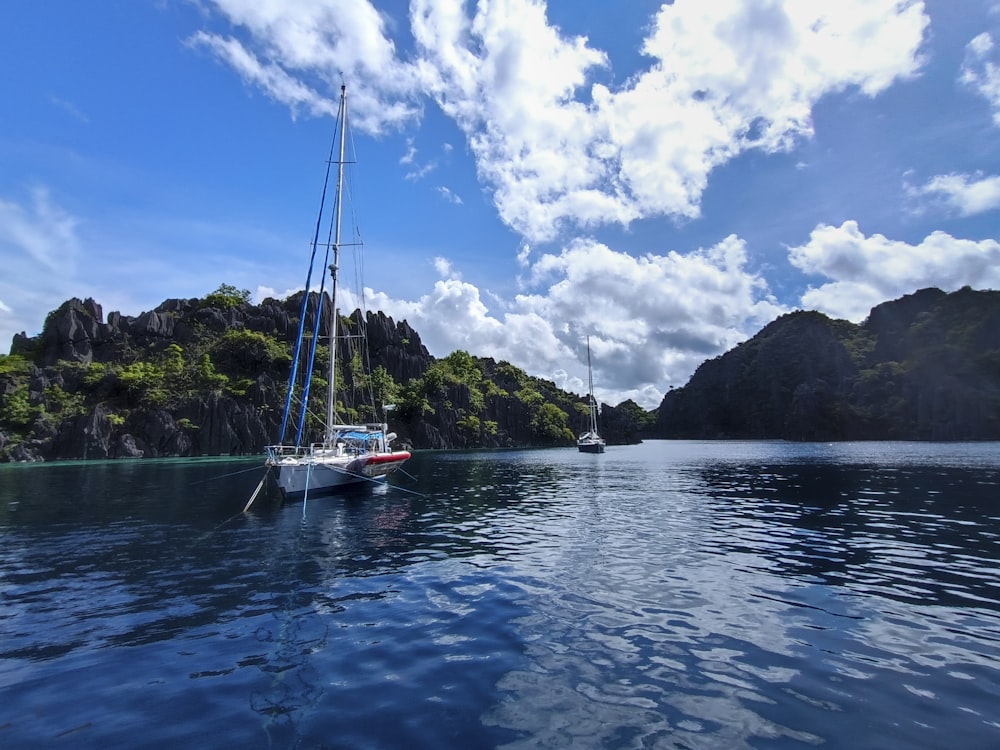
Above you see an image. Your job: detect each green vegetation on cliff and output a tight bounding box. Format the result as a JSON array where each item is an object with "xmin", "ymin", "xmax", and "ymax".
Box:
[
  {"xmin": 0, "ymin": 287, "xmax": 606, "ymax": 461},
  {"xmin": 4, "ymin": 285, "xmax": 998, "ymax": 462},
  {"xmin": 654, "ymin": 287, "xmax": 1000, "ymax": 440}
]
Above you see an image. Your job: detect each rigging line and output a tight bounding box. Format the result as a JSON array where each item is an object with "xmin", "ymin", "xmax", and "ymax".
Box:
[
  {"xmin": 279, "ymin": 268, "xmax": 314, "ymax": 443},
  {"xmin": 295, "ymin": 282, "xmax": 329, "ymax": 446},
  {"xmin": 394, "ymin": 467, "xmax": 419, "ymax": 483},
  {"xmin": 192, "ymin": 468, "xmax": 271, "ymax": 537},
  {"xmin": 278, "ymin": 101, "xmax": 344, "ymax": 444},
  {"xmin": 321, "ymin": 465, "xmax": 427, "ymax": 497},
  {"xmin": 242, "ymin": 469, "xmax": 270, "ymax": 513},
  {"xmin": 296, "ymin": 400, "xmax": 326, "ymax": 429},
  {"xmin": 341, "ymin": 136, "xmax": 378, "ymax": 423},
  {"xmin": 340, "ymin": 123, "xmax": 367, "ymax": 331},
  {"xmin": 345, "ymin": 179, "xmax": 366, "ymax": 319},
  {"xmin": 383, "ymin": 482, "xmax": 426, "ymax": 498},
  {"xmin": 329, "ymin": 114, "xmax": 376, "ymax": 424},
  {"xmin": 187, "ymin": 464, "xmax": 267, "ymax": 485},
  {"xmin": 293, "ymin": 293, "xmax": 320, "ymax": 447},
  {"xmin": 315, "ymin": 138, "xmax": 343, "ymax": 432}
]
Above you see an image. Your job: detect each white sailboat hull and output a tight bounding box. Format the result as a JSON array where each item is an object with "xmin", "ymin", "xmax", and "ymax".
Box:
[{"xmin": 269, "ymin": 448, "xmax": 411, "ymax": 500}]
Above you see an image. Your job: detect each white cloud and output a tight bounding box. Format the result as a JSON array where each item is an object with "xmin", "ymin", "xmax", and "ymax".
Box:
[
  {"xmin": 788, "ymin": 221, "xmax": 1000, "ymax": 321},
  {"xmin": 433, "ymin": 256, "xmax": 458, "ymax": 278},
  {"xmin": 399, "ymin": 139, "xmax": 417, "ymax": 165},
  {"xmin": 410, "ymin": 0, "xmax": 613, "ymax": 240},
  {"xmin": 961, "ymin": 32, "xmax": 1000, "ymax": 125},
  {"xmin": 516, "ymin": 243, "xmax": 532, "ymax": 269},
  {"xmin": 404, "ymin": 162, "xmax": 436, "ymax": 181},
  {"xmin": 911, "ymin": 172, "xmax": 1000, "ymax": 216},
  {"xmin": 400, "ymin": 138, "xmax": 438, "ymax": 180},
  {"xmin": 187, "ymin": 31, "xmax": 338, "ymax": 121},
  {"xmin": 584, "ymin": 0, "xmax": 928, "ymax": 229},
  {"xmin": 188, "ymin": 0, "xmax": 422, "ymax": 132},
  {"xmin": 368, "ymin": 235, "xmax": 786, "ymax": 407},
  {"xmin": 414, "ymin": 0, "xmax": 928, "ymax": 240},
  {"xmin": 195, "ymin": 0, "xmax": 929, "ymax": 242}
]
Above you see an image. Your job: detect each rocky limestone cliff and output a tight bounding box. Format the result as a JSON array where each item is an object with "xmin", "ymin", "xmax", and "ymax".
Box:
[
  {"xmin": 2, "ymin": 292, "xmax": 635, "ymax": 462},
  {"xmin": 6, "ymin": 286, "xmax": 997, "ymax": 462},
  {"xmin": 654, "ymin": 287, "xmax": 1000, "ymax": 440},
  {"xmin": 3, "ymin": 294, "xmax": 436, "ymax": 461}
]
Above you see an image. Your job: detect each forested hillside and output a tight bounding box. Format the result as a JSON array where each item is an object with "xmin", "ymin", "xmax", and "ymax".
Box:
[
  {"xmin": 0, "ymin": 287, "xmax": 650, "ymax": 462},
  {"xmin": 3, "ymin": 285, "xmax": 998, "ymax": 462},
  {"xmin": 653, "ymin": 287, "xmax": 1000, "ymax": 440}
]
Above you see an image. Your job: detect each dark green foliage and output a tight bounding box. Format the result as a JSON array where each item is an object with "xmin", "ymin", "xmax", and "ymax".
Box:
[
  {"xmin": 531, "ymin": 402, "xmax": 574, "ymax": 443},
  {"xmin": 388, "ymin": 353, "xmax": 591, "ymax": 448},
  {"xmin": 118, "ymin": 360, "xmax": 170, "ymax": 405},
  {"xmin": 0, "ymin": 354, "xmax": 32, "ymax": 377},
  {"xmin": 213, "ymin": 329, "xmax": 290, "ymax": 374},
  {"xmin": 655, "ymin": 287, "xmax": 1000, "ymax": 441},
  {"xmin": 395, "ymin": 378, "xmax": 434, "ymax": 419},
  {"xmin": 0, "ymin": 382, "xmax": 34, "ymax": 429},
  {"xmin": 9, "ymin": 286, "xmax": 994, "ymax": 462},
  {"xmin": 370, "ymin": 366, "xmax": 399, "ymax": 410},
  {"xmin": 601, "ymin": 399, "xmax": 655, "ymax": 444},
  {"xmin": 203, "ymin": 284, "xmax": 251, "ymax": 310},
  {"xmin": 0, "ymin": 312, "xmax": 594, "ymax": 458}
]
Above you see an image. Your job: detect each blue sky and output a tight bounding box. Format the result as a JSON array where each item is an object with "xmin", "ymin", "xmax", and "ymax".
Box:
[{"xmin": 3, "ymin": 0, "xmax": 1000, "ymax": 409}]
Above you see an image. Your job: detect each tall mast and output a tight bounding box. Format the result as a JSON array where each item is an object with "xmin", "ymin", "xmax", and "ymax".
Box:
[
  {"xmin": 587, "ymin": 336, "xmax": 597, "ymax": 432},
  {"xmin": 326, "ymin": 84, "xmax": 347, "ymax": 443}
]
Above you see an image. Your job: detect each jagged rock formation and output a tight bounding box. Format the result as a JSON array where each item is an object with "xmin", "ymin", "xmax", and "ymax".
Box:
[
  {"xmin": 5, "ymin": 286, "xmax": 997, "ymax": 462},
  {"xmin": 1, "ymin": 293, "xmax": 633, "ymax": 461},
  {"xmin": 2, "ymin": 295, "xmax": 435, "ymax": 461},
  {"xmin": 653, "ymin": 287, "xmax": 1000, "ymax": 440}
]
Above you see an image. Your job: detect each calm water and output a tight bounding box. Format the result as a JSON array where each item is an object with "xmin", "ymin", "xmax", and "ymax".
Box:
[{"xmin": 1, "ymin": 441, "xmax": 999, "ymax": 749}]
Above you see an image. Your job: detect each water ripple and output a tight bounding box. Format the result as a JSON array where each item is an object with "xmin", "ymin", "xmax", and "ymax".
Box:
[{"xmin": 2, "ymin": 444, "xmax": 1000, "ymax": 748}]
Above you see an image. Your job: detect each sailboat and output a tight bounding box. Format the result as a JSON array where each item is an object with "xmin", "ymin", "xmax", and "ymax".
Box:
[
  {"xmin": 577, "ymin": 336, "xmax": 606, "ymax": 453},
  {"xmin": 264, "ymin": 85, "xmax": 411, "ymax": 500}
]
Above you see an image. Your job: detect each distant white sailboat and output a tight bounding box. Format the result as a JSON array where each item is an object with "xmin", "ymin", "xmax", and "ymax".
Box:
[
  {"xmin": 264, "ymin": 85, "xmax": 410, "ymax": 500},
  {"xmin": 577, "ymin": 336, "xmax": 606, "ymax": 454}
]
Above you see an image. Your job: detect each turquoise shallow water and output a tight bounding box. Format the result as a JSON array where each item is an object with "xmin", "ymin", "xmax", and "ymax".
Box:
[{"xmin": 1, "ymin": 441, "xmax": 999, "ymax": 749}]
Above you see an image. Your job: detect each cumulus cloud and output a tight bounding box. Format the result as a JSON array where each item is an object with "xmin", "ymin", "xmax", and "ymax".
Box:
[
  {"xmin": 194, "ymin": 0, "xmax": 929, "ymax": 241},
  {"xmin": 14, "ymin": 0, "xmax": 944, "ymax": 409},
  {"xmin": 367, "ymin": 235, "xmax": 786, "ymax": 407},
  {"xmin": 910, "ymin": 172, "xmax": 1000, "ymax": 216},
  {"xmin": 433, "ymin": 256, "xmax": 458, "ymax": 278},
  {"xmin": 961, "ymin": 32, "xmax": 1000, "ymax": 125},
  {"xmin": 582, "ymin": 0, "xmax": 928, "ymax": 229},
  {"xmin": 788, "ymin": 221, "xmax": 1000, "ymax": 321},
  {"xmin": 188, "ymin": 0, "xmax": 422, "ymax": 132},
  {"xmin": 414, "ymin": 0, "xmax": 929, "ymax": 241},
  {"xmin": 187, "ymin": 31, "xmax": 339, "ymax": 121}
]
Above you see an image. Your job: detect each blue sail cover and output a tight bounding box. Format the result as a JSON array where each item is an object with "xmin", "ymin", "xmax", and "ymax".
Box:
[{"xmin": 339, "ymin": 431, "xmax": 383, "ymax": 440}]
